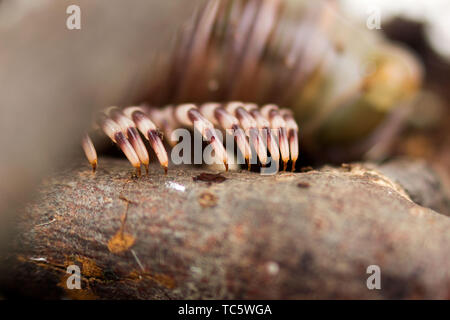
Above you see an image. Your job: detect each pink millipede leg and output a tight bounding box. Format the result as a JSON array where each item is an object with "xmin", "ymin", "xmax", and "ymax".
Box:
[
  {"xmin": 98, "ymin": 114, "xmax": 141, "ymax": 176},
  {"xmin": 200, "ymin": 103, "xmax": 252, "ymax": 168},
  {"xmin": 261, "ymin": 104, "xmax": 290, "ymax": 171},
  {"xmin": 175, "ymin": 104, "xmax": 229, "ymax": 171},
  {"xmin": 145, "ymin": 106, "xmax": 178, "ymax": 147},
  {"xmin": 225, "ymin": 102, "xmax": 268, "ymax": 167},
  {"xmin": 108, "ymin": 107, "xmax": 150, "ymax": 174},
  {"xmin": 82, "ymin": 133, "xmax": 97, "ymax": 172},
  {"xmin": 189, "ymin": 109, "xmax": 229, "ymax": 172},
  {"xmin": 244, "ymin": 103, "xmax": 280, "ymax": 169},
  {"xmin": 124, "ymin": 106, "xmax": 169, "ymax": 174},
  {"xmin": 280, "ymin": 109, "xmax": 299, "ymax": 172}
]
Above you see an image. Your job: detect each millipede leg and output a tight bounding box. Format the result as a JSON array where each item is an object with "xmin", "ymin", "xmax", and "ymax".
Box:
[
  {"xmin": 225, "ymin": 102, "xmax": 268, "ymax": 166},
  {"xmin": 145, "ymin": 106, "xmax": 178, "ymax": 147},
  {"xmin": 243, "ymin": 103, "xmax": 280, "ymax": 169},
  {"xmin": 98, "ymin": 114, "xmax": 141, "ymax": 176},
  {"xmin": 108, "ymin": 107, "xmax": 150, "ymax": 174},
  {"xmin": 124, "ymin": 107, "xmax": 169, "ymax": 174},
  {"xmin": 200, "ymin": 103, "xmax": 252, "ymax": 168},
  {"xmin": 261, "ymin": 104, "xmax": 290, "ymax": 171},
  {"xmin": 280, "ymin": 109, "xmax": 299, "ymax": 172},
  {"xmin": 175, "ymin": 104, "xmax": 229, "ymax": 171},
  {"xmin": 82, "ymin": 133, "xmax": 98, "ymax": 172}
]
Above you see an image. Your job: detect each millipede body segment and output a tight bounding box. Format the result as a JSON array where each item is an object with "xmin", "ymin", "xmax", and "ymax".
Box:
[{"xmin": 82, "ymin": 102, "xmax": 300, "ymax": 175}]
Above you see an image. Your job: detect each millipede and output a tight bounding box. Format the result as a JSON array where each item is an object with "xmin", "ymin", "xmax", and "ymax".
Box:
[
  {"xmin": 82, "ymin": 0, "xmax": 422, "ymax": 174},
  {"xmin": 82, "ymin": 102, "xmax": 299, "ymax": 174}
]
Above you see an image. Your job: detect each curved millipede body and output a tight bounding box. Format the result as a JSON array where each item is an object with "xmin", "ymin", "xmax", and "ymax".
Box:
[
  {"xmin": 83, "ymin": 0, "xmax": 423, "ymax": 171},
  {"xmin": 147, "ymin": 0, "xmax": 422, "ymax": 162}
]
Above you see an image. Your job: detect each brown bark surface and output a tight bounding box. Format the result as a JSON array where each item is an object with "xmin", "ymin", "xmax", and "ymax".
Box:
[{"xmin": 1, "ymin": 158, "xmax": 449, "ymax": 299}]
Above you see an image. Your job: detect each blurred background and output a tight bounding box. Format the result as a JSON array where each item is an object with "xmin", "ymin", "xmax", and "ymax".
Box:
[{"xmin": 342, "ymin": 0, "xmax": 450, "ymax": 167}]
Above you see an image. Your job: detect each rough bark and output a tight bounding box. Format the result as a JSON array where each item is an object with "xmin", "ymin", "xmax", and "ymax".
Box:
[{"xmin": 1, "ymin": 158, "xmax": 449, "ymax": 299}]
